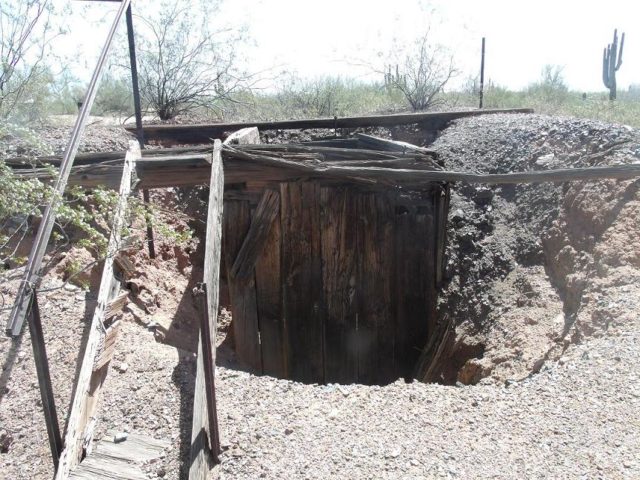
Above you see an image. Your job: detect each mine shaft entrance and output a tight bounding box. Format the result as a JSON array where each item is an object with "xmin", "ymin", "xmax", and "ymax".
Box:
[{"xmin": 221, "ymin": 137, "xmax": 450, "ymax": 385}]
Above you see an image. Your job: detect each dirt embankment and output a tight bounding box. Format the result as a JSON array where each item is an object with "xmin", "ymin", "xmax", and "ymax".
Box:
[{"xmin": 428, "ymin": 113, "xmax": 640, "ymax": 384}]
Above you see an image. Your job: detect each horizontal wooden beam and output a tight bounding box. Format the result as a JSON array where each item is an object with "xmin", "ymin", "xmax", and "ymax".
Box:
[
  {"xmin": 127, "ymin": 108, "xmax": 534, "ymax": 144},
  {"xmin": 14, "ymin": 150, "xmax": 640, "ymax": 189}
]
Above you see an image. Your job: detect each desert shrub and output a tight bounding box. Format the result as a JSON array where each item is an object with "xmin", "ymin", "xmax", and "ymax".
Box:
[
  {"xmin": 0, "ymin": 123, "xmax": 191, "ymax": 275},
  {"xmin": 382, "ymin": 33, "xmax": 456, "ymax": 111},
  {"xmin": 94, "ymin": 73, "xmax": 133, "ymax": 116}
]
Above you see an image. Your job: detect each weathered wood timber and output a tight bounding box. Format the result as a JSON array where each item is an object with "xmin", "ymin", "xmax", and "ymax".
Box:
[
  {"xmin": 320, "ymin": 187, "xmax": 359, "ymax": 383},
  {"xmin": 230, "ymin": 189, "xmax": 280, "ymax": 280},
  {"xmin": 14, "ymin": 143, "xmax": 640, "ymax": 190},
  {"xmin": 127, "ymin": 108, "xmax": 533, "ymax": 143},
  {"xmin": 55, "ymin": 141, "xmax": 139, "ymax": 480},
  {"xmin": 254, "ymin": 198, "xmax": 286, "ymax": 378},
  {"xmin": 280, "ymin": 182, "xmax": 325, "ymax": 383},
  {"xmin": 357, "ymin": 193, "xmax": 395, "ymax": 385},
  {"xmin": 69, "ymin": 432, "xmax": 168, "ymax": 480},
  {"xmin": 189, "ymin": 140, "xmax": 224, "ymax": 479}
]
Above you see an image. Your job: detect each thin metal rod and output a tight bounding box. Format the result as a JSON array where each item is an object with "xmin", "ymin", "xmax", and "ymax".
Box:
[
  {"xmin": 125, "ymin": 3, "xmax": 156, "ymax": 258},
  {"xmin": 198, "ymin": 283, "xmax": 221, "ymax": 462},
  {"xmin": 479, "ymin": 37, "xmax": 486, "ymax": 109},
  {"xmin": 28, "ymin": 292, "xmax": 63, "ymax": 470},
  {"xmin": 6, "ymin": 0, "xmax": 132, "ymax": 337},
  {"xmin": 126, "ymin": 4, "xmax": 144, "ymax": 147}
]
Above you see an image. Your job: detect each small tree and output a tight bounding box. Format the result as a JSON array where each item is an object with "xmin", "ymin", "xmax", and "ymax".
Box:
[
  {"xmin": 135, "ymin": 0, "xmax": 246, "ymax": 121},
  {"xmin": 0, "ymin": 0, "xmax": 61, "ymax": 120},
  {"xmin": 383, "ymin": 33, "xmax": 456, "ymax": 111},
  {"xmin": 527, "ymin": 64, "xmax": 569, "ymax": 106}
]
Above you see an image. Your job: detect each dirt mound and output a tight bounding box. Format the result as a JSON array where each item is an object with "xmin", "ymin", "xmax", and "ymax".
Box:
[{"xmin": 429, "ymin": 113, "xmax": 640, "ymax": 384}]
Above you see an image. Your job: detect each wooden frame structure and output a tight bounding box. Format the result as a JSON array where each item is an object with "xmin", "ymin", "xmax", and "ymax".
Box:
[{"xmin": 55, "ymin": 141, "xmax": 139, "ymax": 479}]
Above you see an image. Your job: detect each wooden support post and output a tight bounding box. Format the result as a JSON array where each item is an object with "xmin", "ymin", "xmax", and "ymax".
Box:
[
  {"xmin": 189, "ymin": 140, "xmax": 224, "ymax": 479},
  {"xmin": 55, "ymin": 141, "xmax": 139, "ymax": 480},
  {"xmin": 28, "ymin": 291, "xmax": 63, "ymax": 470}
]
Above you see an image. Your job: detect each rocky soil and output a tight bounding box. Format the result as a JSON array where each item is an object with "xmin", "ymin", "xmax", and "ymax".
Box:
[
  {"xmin": 427, "ymin": 114, "xmax": 640, "ymax": 385},
  {"xmin": 1, "ymin": 113, "xmax": 639, "ymax": 479}
]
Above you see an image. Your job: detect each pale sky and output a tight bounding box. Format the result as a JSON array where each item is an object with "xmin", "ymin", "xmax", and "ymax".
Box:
[{"xmin": 61, "ymin": 0, "xmax": 639, "ymax": 92}]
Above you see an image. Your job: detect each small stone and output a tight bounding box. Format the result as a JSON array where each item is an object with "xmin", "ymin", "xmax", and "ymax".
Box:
[
  {"xmin": 113, "ymin": 432, "xmax": 128, "ymax": 443},
  {"xmin": 284, "ymin": 428, "xmax": 294, "ymax": 435},
  {"xmin": 116, "ymin": 362, "xmax": 129, "ymax": 373},
  {"xmin": 156, "ymin": 466, "xmax": 166, "ymax": 477},
  {"xmin": 0, "ymin": 429, "xmax": 13, "ymax": 453},
  {"xmin": 390, "ymin": 447, "xmax": 401, "ymax": 458}
]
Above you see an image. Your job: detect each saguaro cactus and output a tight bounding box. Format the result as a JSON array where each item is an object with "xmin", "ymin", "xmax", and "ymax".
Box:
[{"xmin": 602, "ymin": 29, "xmax": 625, "ymax": 100}]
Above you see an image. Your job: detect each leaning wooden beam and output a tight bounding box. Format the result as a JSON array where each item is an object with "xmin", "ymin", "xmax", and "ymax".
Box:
[
  {"xmin": 230, "ymin": 189, "xmax": 280, "ymax": 280},
  {"xmin": 189, "ymin": 140, "xmax": 224, "ymax": 480},
  {"xmin": 55, "ymin": 141, "xmax": 139, "ymax": 480},
  {"xmin": 320, "ymin": 162, "xmax": 640, "ymax": 185},
  {"xmin": 127, "ymin": 108, "xmax": 534, "ymax": 143},
  {"xmin": 356, "ymin": 133, "xmax": 434, "ymax": 155}
]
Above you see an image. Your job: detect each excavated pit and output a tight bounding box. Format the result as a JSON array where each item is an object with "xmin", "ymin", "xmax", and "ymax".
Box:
[{"xmin": 206, "ymin": 115, "xmax": 640, "ymax": 388}]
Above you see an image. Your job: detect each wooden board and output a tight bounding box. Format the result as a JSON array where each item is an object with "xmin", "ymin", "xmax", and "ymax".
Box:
[
  {"xmin": 357, "ymin": 193, "xmax": 395, "ymax": 384},
  {"xmin": 223, "ymin": 200, "xmax": 261, "ymax": 372},
  {"xmin": 393, "ymin": 203, "xmax": 431, "ymax": 379},
  {"xmin": 69, "ymin": 453, "xmax": 147, "ymax": 480},
  {"xmin": 320, "ymin": 187, "xmax": 358, "ymax": 383},
  {"xmin": 254, "ymin": 196, "xmax": 286, "ymax": 377},
  {"xmin": 190, "ymin": 141, "xmax": 224, "ymax": 480},
  {"xmin": 230, "ymin": 189, "xmax": 280, "ymax": 280},
  {"xmin": 129, "ymin": 108, "xmax": 533, "ymax": 143},
  {"xmin": 55, "ymin": 140, "xmax": 139, "ymax": 480},
  {"xmin": 280, "ymin": 181, "xmax": 325, "ymax": 383}
]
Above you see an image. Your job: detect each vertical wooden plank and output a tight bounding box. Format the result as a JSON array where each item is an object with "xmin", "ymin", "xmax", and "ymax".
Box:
[
  {"xmin": 280, "ymin": 181, "xmax": 324, "ymax": 384},
  {"xmin": 357, "ymin": 193, "xmax": 395, "ymax": 385},
  {"xmin": 254, "ymin": 191, "xmax": 285, "ymax": 377},
  {"xmin": 223, "ymin": 200, "xmax": 262, "ymax": 372},
  {"xmin": 55, "ymin": 141, "xmax": 139, "ymax": 480},
  {"xmin": 320, "ymin": 186, "xmax": 358, "ymax": 383},
  {"xmin": 190, "ymin": 140, "xmax": 224, "ymax": 479},
  {"xmin": 394, "ymin": 203, "xmax": 431, "ymax": 379}
]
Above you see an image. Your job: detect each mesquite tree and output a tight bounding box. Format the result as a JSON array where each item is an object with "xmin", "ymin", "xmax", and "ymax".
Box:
[
  {"xmin": 602, "ymin": 29, "xmax": 625, "ymax": 101},
  {"xmin": 383, "ymin": 33, "xmax": 455, "ymax": 111},
  {"xmin": 0, "ymin": 0, "xmax": 58, "ymax": 119},
  {"xmin": 135, "ymin": 0, "xmax": 247, "ymax": 121}
]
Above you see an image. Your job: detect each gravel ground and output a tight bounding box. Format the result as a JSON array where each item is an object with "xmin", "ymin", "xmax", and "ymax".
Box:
[{"xmin": 1, "ymin": 113, "xmax": 639, "ymax": 479}]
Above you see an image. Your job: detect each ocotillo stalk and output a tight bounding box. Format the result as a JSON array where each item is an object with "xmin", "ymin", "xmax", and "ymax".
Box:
[{"xmin": 602, "ymin": 29, "xmax": 625, "ymax": 100}]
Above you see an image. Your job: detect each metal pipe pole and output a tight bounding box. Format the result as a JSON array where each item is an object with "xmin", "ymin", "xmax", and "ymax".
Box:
[
  {"xmin": 479, "ymin": 37, "xmax": 486, "ymax": 109},
  {"xmin": 6, "ymin": 0, "xmax": 132, "ymax": 337},
  {"xmin": 125, "ymin": 3, "xmax": 156, "ymax": 258}
]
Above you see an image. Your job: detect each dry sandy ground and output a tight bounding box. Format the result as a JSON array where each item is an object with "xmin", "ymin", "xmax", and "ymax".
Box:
[{"xmin": 1, "ymin": 115, "xmax": 639, "ymax": 479}]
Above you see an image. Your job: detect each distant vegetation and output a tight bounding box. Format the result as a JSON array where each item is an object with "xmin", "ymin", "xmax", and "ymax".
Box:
[{"xmin": 0, "ymin": 2, "xmax": 638, "ymax": 127}]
